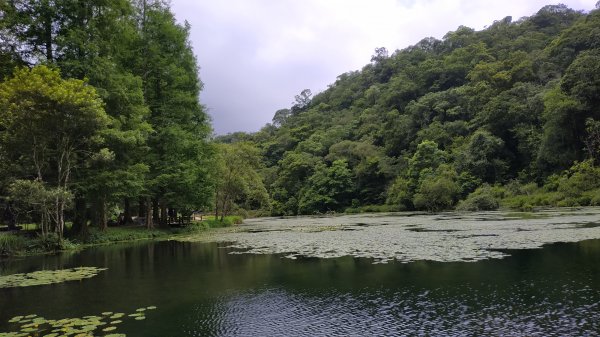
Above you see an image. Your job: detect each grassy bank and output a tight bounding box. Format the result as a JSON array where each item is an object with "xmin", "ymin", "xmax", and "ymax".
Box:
[{"xmin": 0, "ymin": 215, "xmax": 244, "ymax": 257}]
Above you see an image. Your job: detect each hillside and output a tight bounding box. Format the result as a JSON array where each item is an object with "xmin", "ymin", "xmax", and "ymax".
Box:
[{"xmin": 219, "ymin": 4, "xmax": 600, "ymax": 215}]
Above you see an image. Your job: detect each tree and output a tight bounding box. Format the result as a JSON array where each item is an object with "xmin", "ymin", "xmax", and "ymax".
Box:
[
  {"xmin": 0, "ymin": 0, "xmax": 60, "ymax": 63},
  {"xmin": 271, "ymin": 151, "xmax": 320, "ymax": 215},
  {"xmin": 298, "ymin": 160, "xmax": 353, "ymax": 214},
  {"xmin": 370, "ymin": 47, "xmax": 389, "ymax": 63},
  {"xmin": 291, "ymin": 89, "xmax": 312, "ymax": 114},
  {"xmin": 585, "ymin": 118, "xmax": 600, "ymax": 164},
  {"xmin": 456, "ymin": 129, "xmax": 508, "ymax": 183},
  {"xmin": 408, "ymin": 140, "xmax": 447, "ymax": 183},
  {"xmin": 413, "ymin": 165, "xmax": 460, "ymax": 212},
  {"xmin": 0, "ymin": 66, "xmax": 109, "ymax": 238},
  {"xmin": 272, "ymin": 108, "xmax": 291, "ymax": 127},
  {"xmin": 133, "ymin": 1, "xmax": 214, "ymax": 227},
  {"xmin": 214, "ymin": 143, "xmax": 269, "ymax": 220}
]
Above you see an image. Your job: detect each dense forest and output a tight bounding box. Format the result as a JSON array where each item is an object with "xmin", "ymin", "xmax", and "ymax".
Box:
[
  {"xmin": 218, "ymin": 4, "xmax": 600, "ymax": 215},
  {"xmin": 3, "ymin": 2, "xmax": 600, "ymax": 243},
  {"xmin": 0, "ymin": 0, "xmax": 214, "ymax": 238}
]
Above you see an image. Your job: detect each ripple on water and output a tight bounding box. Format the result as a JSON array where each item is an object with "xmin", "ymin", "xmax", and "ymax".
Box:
[{"xmin": 182, "ymin": 278, "xmax": 600, "ymax": 337}]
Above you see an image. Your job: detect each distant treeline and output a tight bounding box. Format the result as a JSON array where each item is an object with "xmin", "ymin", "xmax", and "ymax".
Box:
[{"xmin": 217, "ymin": 4, "xmax": 600, "ymax": 215}]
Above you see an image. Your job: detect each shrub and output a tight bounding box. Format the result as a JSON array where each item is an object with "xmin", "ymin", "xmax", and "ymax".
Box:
[
  {"xmin": 29, "ymin": 233, "xmax": 70, "ymax": 252},
  {"xmin": 413, "ymin": 168, "xmax": 460, "ymax": 212},
  {"xmin": 202, "ymin": 215, "xmax": 244, "ymax": 228},
  {"xmin": 456, "ymin": 184, "xmax": 499, "ymax": 211},
  {"xmin": 0, "ymin": 233, "xmax": 26, "ymax": 256}
]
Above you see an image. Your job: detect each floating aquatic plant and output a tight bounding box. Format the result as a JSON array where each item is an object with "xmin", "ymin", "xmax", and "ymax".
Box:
[
  {"xmin": 178, "ymin": 208, "xmax": 600, "ymax": 263},
  {"xmin": 0, "ymin": 267, "xmax": 107, "ymax": 288},
  {"xmin": 0, "ymin": 306, "xmax": 156, "ymax": 337}
]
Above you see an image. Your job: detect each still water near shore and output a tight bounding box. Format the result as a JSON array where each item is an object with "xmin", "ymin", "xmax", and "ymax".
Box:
[{"xmin": 1, "ymin": 212, "xmax": 600, "ymax": 336}]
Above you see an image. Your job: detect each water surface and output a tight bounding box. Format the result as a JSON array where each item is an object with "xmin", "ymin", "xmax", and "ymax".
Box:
[{"xmin": 1, "ymin": 212, "xmax": 600, "ymax": 336}]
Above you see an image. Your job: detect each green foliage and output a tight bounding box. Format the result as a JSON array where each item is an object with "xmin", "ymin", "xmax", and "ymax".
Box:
[
  {"xmin": 4, "ymin": 2, "xmax": 600, "ymax": 220},
  {"xmin": 413, "ymin": 164, "xmax": 460, "ymax": 212},
  {"xmin": 234, "ymin": 6, "xmax": 600, "ymax": 215},
  {"xmin": 556, "ymin": 160, "xmax": 600, "ymax": 197},
  {"xmin": 0, "ymin": 1, "xmax": 216, "ymax": 232},
  {"xmin": 201, "ymin": 216, "xmax": 244, "ymax": 228},
  {"xmin": 298, "ymin": 160, "xmax": 354, "ymax": 214},
  {"xmin": 82, "ymin": 227, "xmax": 169, "ymax": 245},
  {"xmin": 456, "ymin": 129, "xmax": 508, "ymax": 183},
  {"xmin": 385, "ymin": 177, "xmax": 412, "ymax": 210},
  {"xmin": 214, "ymin": 142, "xmax": 270, "ymax": 219},
  {"xmin": 0, "ymin": 233, "xmax": 26, "ymax": 256},
  {"xmin": 456, "ymin": 184, "xmax": 500, "ymax": 211},
  {"xmin": 0, "ymin": 66, "xmax": 108, "ymax": 236}
]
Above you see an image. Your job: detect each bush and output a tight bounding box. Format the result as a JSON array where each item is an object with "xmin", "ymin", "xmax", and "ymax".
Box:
[
  {"xmin": 0, "ymin": 233, "xmax": 26, "ymax": 256},
  {"xmin": 202, "ymin": 215, "xmax": 244, "ymax": 228},
  {"xmin": 456, "ymin": 184, "xmax": 499, "ymax": 211},
  {"xmin": 589, "ymin": 189, "xmax": 600, "ymax": 205},
  {"xmin": 413, "ymin": 174, "xmax": 459, "ymax": 212},
  {"xmin": 82, "ymin": 227, "xmax": 168, "ymax": 244},
  {"xmin": 386, "ymin": 177, "xmax": 412, "ymax": 210},
  {"xmin": 29, "ymin": 233, "xmax": 71, "ymax": 252},
  {"xmin": 558, "ymin": 160, "xmax": 600, "ymax": 197}
]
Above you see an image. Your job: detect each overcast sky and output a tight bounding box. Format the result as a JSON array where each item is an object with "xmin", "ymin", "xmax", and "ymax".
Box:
[{"xmin": 170, "ymin": 0, "xmax": 597, "ymax": 135}]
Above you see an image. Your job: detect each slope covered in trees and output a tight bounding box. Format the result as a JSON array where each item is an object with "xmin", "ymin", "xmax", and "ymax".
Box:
[
  {"xmin": 222, "ymin": 4, "xmax": 600, "ymax": 215},
  {"xmin": 0, "ymin": 0, "xmax": 214, "ymax": 239}
]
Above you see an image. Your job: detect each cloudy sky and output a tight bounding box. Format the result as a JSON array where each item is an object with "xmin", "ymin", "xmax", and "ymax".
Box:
[{"xmin": 170, "ymin": 0, "xmax": 597, "ymax": 135}]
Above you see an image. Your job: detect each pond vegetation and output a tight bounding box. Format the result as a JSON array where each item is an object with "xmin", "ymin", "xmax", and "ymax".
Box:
[
  {"xmin": 179, "ymin": 208, "xmax": 600, "ymax": 263},
  {"xmin": 0, "ymin": 267, "xmax": 107, "ymax": 288},
  {"xmin": 0, "ymin": 306, "xmax": 156, "ymax": 337}
]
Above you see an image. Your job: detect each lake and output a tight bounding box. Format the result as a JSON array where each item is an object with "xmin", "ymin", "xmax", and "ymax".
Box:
[{"xmin": 1, "ymin": 209, "xmax": 600, "ymax": 336}]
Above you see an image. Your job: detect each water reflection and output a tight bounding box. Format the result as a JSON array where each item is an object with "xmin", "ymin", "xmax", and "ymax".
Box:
[{"xmin": 1, "ymin": 239, "xmax": 599, "ymax": 336}]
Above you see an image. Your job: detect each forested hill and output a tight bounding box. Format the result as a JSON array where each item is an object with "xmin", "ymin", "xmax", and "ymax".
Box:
[{"xmin": 220, "ymin": 4, "xmax": 600, "ymax": 215}]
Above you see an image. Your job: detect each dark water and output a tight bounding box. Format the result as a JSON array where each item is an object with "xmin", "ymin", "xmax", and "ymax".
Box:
[{"xmin": 1, "ymin": 239, "xmax": 600, "ymax": 336}]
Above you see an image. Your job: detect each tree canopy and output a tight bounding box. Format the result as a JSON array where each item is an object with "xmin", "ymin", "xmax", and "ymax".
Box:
[{"xmin": 218, "ymin": 5, "xmax": 600, "ymax": 214}]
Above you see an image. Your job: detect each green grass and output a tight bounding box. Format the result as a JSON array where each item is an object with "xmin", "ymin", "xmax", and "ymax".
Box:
[
  {"xmin": 200, "ymin": 215, "xmax": 244, "ymax": 228},
  {"xmin": 81, "ymin": 226, "xmax": 174, "ymax": 245},
  {"xmin": 0, "ymin": 233, "xmax": 27, "ymax": 256},
  {"xmin": 0, "ymin": 215, "xmax": 245, "ymax": 257}
]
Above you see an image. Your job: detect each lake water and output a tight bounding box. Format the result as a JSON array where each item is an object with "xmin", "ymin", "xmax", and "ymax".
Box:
[{"xmin": 1, "ymin": 211, "xmax": 600, "ymax": 336}]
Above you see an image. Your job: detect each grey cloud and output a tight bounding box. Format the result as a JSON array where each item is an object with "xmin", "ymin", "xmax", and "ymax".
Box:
[{"xmin": 172, "ymin": 0, "xmax": 597, "ymax": 135}]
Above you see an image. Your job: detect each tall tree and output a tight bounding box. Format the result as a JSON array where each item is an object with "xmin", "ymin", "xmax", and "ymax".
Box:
[
  {"xmin": 0, "ymin": 66, "xmax": 109, "ymax": 238},
  {"xmin": 133, "ymin": 1, "xmax": 214, "ymax": 227}
]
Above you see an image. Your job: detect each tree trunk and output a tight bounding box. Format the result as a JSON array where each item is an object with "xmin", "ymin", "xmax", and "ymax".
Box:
[
  {"xmin": 138, "ymin": 197, "xmax": 146, "ymax": 217},
  {"xmin": 42, "ymin": 0, "xmax": 53, "ymax": 62},
  {"xmin": 123, "ymin": 198, "xmax": 133, "ymax": 225},
  {"xmin": 97, "ymin": 198, "xmax": 107, "ymax": 231},
  {"xmin": 152, "ymin": 198, "xmax": 159, "ymax": 224},
  {"xmin": 214, "ymin": 189, "xmax": 219, "ymax": 220},
  {"xmin": 220, "ymin": 195, "xmax": 230, "ymax": 222},
  {"xmin": 71, "ymin": 195, "xmax": 88, "ymax": 237},
  {"xmin": 160, "ymin": 202, "xmax": 167, "ymax": 228},
  {"xmin": 4, "ymin": 203, "xmax": 16, "ymax": 231},
  {"xmin": 145, "ymin": 196, "xmax": 153, "ymax": 229}
]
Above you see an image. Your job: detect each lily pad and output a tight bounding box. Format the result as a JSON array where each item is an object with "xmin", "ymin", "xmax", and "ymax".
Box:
[
  {"xmin": 2, "ymin": 306, "xmax": 157, "ymax": 336},
  {"xmin": 177, "ymin": 208, "xmax": 600, "ymax": 263},
  {"xmin": 0, "ymin": 267, "xmax": 107, "ymax": 289}
]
